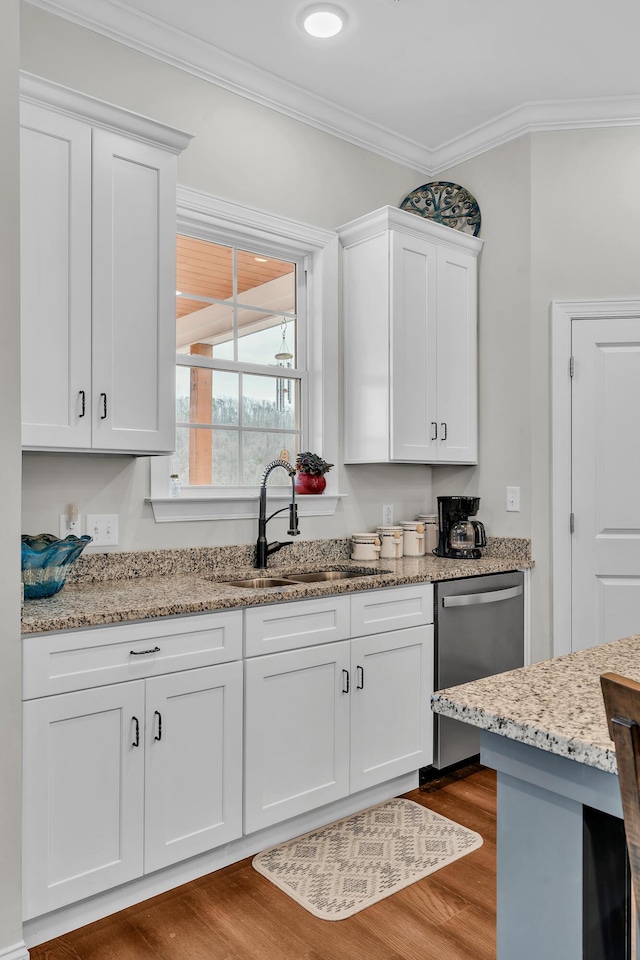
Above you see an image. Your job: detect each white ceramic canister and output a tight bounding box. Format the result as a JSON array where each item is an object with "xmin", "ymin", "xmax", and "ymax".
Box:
[
  {"xmin": 351, "ymin": 532, "xmax": 381, "ymax": 562},
  {"xmin": 376, "ymin": 525, "xmax": 404, "ymax": 559},
  {"xmin": 417, "ymin": 514, "xmax": 439, "ymax": 555},
  {"xmin": 401, "ymin": 521, "xmax": 425, "ymax": 556}
]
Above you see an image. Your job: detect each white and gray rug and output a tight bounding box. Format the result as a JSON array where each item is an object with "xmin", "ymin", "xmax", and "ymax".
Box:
[{"xmin": 252, "ymin": 797, "xmax": 483, "ymax": 920}]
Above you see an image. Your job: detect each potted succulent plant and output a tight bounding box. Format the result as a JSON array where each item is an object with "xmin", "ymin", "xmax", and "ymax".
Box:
[{"xmin": 295, "ymin": 451, "xmax": 333, "ymax": 495}]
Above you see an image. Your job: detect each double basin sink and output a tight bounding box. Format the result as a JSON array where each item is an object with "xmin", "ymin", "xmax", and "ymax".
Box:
[{"xmin": 223, "ymin": 569, "xmax": 379, "ymax": 589}]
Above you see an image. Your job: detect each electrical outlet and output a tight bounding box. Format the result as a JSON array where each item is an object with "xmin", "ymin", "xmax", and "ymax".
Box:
[
  {"xmin": 382, "ymin": 504, "xmax": 394, "ymax": 526},
  {"xmin": 506, "ymin": 486, "xmax": 521, "ymax": 512},
  {"xmin": 59, "ymin": 514, "xmax": 81, "ymax": 538},
  {"xmin": 86, "ymin": 514, "xmax": 119, "ymax": 546}
]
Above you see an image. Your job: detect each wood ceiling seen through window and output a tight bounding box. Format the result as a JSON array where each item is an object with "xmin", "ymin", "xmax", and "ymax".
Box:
[{"xmin": 176, "ymin": 235, "xmax": 295, "ymax": 320}]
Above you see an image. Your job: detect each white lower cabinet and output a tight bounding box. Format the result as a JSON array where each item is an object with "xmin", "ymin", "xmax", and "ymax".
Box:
[
  {"xmin": 23, "ymin": 681, "xmax": 146, "ymax": 919},
  {"xmin": 22, "ymin": 612, "xmax": 243, "ymax": 920},
  {"xmin": 243, "ymin": 585, "xmax": 434, "ymax": 834},
  {"xmin": 349, "ymin": 625, "xmax": 432, "ymax": 793},
  {"xmin": 244, "ymin": 640, "xmax": 351, "ymax": 833}
]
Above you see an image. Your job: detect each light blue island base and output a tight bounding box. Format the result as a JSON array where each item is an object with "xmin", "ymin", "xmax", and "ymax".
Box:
[{"xmin": 481, "ymin": 730, "xmax": 635, "ymax": 960}]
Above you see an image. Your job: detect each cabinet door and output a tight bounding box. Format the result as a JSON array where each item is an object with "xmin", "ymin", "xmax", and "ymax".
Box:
[
  {"xmin": 20, "ymin": 103, "xmax": 92, "ymax": 450},
  {"xmin": 435, "ymin": 245, "xmax": 478, "ymax": 463},
  {"xmin": 350, "ymin": 625, "xmax": 433, "ymax": 793},
  {"xmin": 244, "ymin": 641, "xmax": 351, "ymax": 833},
  {"xmin": 144, "ymin": 662, "xmax": 243, "ymax": 873},
  {"xmin": 23, "ymin": 681, "xmax": 145, "ymax": 919},
  {"xmin": 91, "ymin": 129, "xmax": 176, "ymax": 454},
  {"xmin": 389, "ymin": 229, "xmax": 438, "ymax": 461}
]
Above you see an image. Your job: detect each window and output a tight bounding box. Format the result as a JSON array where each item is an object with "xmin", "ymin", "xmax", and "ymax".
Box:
[
  {"xmin": 175, "ymin": 237, "xmax": 305, "ymax": 487},
  {"xmin": 149, "ymin": 189, "xmax": 340, "ymax": 522}
]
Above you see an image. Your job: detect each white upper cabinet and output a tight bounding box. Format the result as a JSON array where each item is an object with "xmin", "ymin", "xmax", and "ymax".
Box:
[
  {"xmin": 338, "ymin": 205, "xmax": 483, "ymax": 465},
  {"xmin": 19, "ymin": 75, "xmax": 192, "ymax": 454}
]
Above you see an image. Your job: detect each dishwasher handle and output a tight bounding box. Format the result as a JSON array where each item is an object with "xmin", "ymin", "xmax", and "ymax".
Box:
[{"xmin": 441, "ymin": 584, "xmax": 523, "ymax": 608}]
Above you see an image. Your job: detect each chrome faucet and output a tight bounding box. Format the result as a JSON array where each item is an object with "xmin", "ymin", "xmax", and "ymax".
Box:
[{"xmin": 255, "ymin": 459, "xmax": 300, "ymax": 568}]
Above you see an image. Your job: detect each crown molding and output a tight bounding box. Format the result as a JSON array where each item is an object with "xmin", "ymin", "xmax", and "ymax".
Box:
[
  {"xmin": 25, "ymin": 0, "xmax": 640, "ymax": 177},
  {"xmin": 20, "ymin": 71, "xmax": 193, "ymax": 152},
  {"xmin": 429, "ymin": 95, "xmax": 640, "ymax": 174}
]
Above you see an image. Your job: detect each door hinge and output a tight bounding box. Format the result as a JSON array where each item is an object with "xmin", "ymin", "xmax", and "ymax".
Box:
[
  {"xmin": 570, "ymin": 512, "xmax": 575, "ymax": 533},
  {"xmin": 569, "ymin": 356, "xmax": 575, "ymax": 377}
]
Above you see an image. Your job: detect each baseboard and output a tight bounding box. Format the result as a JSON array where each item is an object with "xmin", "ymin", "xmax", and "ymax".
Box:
[
  {"xmin": 0, "ymin": 942, "xmax": 30, "ymax": 960},
  {"xmin": 24, "ymin": 771, "xmax": 417, "ymax": 948}
]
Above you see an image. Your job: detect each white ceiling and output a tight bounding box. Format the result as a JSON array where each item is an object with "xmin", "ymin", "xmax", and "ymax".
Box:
[{"xmin": 27, "ymin": 0, "xmax": 640, "ymax": 173}]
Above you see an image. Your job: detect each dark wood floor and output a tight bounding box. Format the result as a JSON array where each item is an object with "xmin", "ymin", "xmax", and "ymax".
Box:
[{"xmin": 30, "ymin": 765, "xmax": 496, "ymax": 960}]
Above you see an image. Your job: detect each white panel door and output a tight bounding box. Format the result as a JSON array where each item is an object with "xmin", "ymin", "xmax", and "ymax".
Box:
[
  {"xmin": 350, "ymin": 625, "xmax": 433, "ymax": 793},
  {"xmin": 571, "ymin": 318, "xmax": 640, "ymax": 651},
  {"xmin": 23, "ymin": 681, "xmax": 145, "ymax": 919},
  {"xmin": 91, "ymin": 129, "xmax": 176, "ymax": 454},
  {"xmin": 390, "ymin": 230, "xmax": 438, "ymax": 461},
  {"xmin": 244, "ymin": 641, "xmax": 351, "ymax": 833},
  {"xmin": 144, "ymin": 662, "xmax": 243, "ymax": 873},
  {"xmin": 20, "ymin": 103, "xmax": 92, "ymax": 449},
  {"xmin": 435, "ymin": 245, "xmax": 478, "ymax": 464}
]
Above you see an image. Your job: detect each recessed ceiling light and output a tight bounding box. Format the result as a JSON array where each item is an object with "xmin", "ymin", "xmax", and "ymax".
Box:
[
  {"xmin": 254, "ymin": 257, "xmax": 269, "ymax": 263},
  {"xmin": 300, "ymin": 4, "xmax": 347, "ymax": 38}
]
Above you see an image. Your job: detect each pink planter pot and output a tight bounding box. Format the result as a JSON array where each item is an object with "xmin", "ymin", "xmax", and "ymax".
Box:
[{"xmin": 294, "ymin": 473, "xmax": 326, "ymax": 495}]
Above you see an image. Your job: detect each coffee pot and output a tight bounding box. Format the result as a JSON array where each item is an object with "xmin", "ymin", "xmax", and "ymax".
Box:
[
  {"xmin": 448, "ymin": 519, "xmax": 487, "ymax": 558},
  {"xmin": 434, "ymin": 495, "xmax": 487, "ymax": 559}
]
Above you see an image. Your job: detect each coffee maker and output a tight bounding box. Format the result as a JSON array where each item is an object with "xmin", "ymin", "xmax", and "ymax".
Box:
[{"xmin": 434, "ymin": 495, "xmax": 487, "ymax": 559}]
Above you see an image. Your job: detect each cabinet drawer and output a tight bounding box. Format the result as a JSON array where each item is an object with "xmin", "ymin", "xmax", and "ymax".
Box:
[
  {"xmin": 244, "ymin": 596, "xmax": 350, "ymax": 657},
  {"xmin": 23, "ymin": 611, "xmax": 243, "ymax": 699},
  {"xmin": 350, "ymin": 584, "xmax": 434, "ymax": 637}
]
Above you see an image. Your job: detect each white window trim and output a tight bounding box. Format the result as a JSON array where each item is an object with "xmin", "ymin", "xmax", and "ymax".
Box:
[{"xmin": 149, "ymin": 187, "xmax": 342, "ymax": 522}]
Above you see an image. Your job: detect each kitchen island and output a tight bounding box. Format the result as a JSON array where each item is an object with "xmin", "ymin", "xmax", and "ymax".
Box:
[{"xmin": 432, "ymin": 636, "xmax": 640, "ymax": 960}]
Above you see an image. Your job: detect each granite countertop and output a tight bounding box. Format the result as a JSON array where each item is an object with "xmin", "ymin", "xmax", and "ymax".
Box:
[
  {"xmin": 431, "ymin": 635, "xmax": 640, "ymax": 775},
  {"xmin": 21, "ymin": 536, "xmax": 532, "ymax": 635}
]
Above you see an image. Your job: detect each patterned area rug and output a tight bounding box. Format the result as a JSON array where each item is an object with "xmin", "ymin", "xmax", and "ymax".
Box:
[{"xmin": 252, "ymin": 798, "xmax": 483, "ymax": 920}]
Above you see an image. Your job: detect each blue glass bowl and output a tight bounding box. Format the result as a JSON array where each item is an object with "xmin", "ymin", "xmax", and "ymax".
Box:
[{"xmin": 21, "ymin": 534, "xmax": 92, "ymax": 599}]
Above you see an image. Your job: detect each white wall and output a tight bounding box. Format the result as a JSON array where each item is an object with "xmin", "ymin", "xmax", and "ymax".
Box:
[
  {"xmin": 0, "ymin": 1, "xmax": 25, "ymax": 955},
  {"xmin": 20, "ymin": 4, "xmax": 435, "ymax": 550}
]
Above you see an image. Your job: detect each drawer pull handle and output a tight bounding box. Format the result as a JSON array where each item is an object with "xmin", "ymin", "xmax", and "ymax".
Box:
[
  {"xmin": 154, "ymin": 710, "xmax": 162, "ymax": 741},
  {"xmin": 431, "ymin": 422, "xmax": 438, "ymax": 441},
  {"xmin": 342, "ymin": 669, "xmax": 350, "ymax": 694},
  {"xmin": 132, "ymin": 716, "xmax": 140, "ymax": 748},
  {"xmin": 129, "ymin": 646, "xmax": 161, "ymax": 656},
  {"xmin": 356, "ymin": 665, "xmax": 364, "ymax": 690},
  {"xmin": 100, "ymin": 392, "xmax": 108, "ymax": 420},
  {"xmin": 78, "ymin": 390, "xmax": 86, "ymax": 418}
]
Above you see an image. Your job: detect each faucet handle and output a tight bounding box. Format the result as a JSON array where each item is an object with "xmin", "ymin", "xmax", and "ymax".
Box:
[{"xmin": 288, "ymin": 502, "xmax": 300, "ymax": 537}]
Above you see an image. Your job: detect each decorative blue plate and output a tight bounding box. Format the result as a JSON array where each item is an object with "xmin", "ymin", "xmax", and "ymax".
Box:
[{"xmin": 399, "ymin": 181, "xmax": 481, "ymax": 237}]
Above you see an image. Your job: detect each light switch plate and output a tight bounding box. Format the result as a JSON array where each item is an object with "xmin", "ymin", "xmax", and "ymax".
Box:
[
  {"xmin": 506, "ymin": 486, "xmax": 520, "ymax": 512},
  {"xmin": 86, "ymin": 514, "xmax": 119, "ymax": 546}
]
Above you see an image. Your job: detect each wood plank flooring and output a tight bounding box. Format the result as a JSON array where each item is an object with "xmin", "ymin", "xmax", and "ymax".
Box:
[{"xmin": 30, "ymin": 765, "xmax": 496, "ymax": 960}]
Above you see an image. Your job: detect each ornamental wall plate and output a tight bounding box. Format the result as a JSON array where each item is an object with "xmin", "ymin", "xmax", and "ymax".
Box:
[{"xmin": 399, "ymin": 181, "xmax": 481, "ymax": 236}]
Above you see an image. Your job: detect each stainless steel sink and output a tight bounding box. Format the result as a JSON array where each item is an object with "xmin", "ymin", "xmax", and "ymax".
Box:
[
  {"xmin": 284, "ymin": 569, "xmax": 378, "ymax": 583},
  {"xmin": 223, "ymin": 577, "xmax": 295, "ymax": 588},
  {"xmin": 221, "ymin": 569, "xmax": 379, "ymax": 588}
]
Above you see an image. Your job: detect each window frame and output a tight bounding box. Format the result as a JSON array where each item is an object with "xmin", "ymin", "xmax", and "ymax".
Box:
[{"xmin": 149, "ymin": 187, "xmax": 341, "ymax": 522}]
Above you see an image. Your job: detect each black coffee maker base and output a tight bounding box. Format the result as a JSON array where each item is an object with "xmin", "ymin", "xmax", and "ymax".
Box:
[{"xmin": 433, "ymin": 547, "xmax": 483, "ymax": 560}]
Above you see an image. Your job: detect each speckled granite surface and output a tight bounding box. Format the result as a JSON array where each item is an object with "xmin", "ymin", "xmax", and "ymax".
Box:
[
  {"xmin": 431, "ymin": 635, "xmax": 640, "ymax": 775},
  {"xmin": 21, "ymin": 536, "xmax": 532, "ymax": 635}
]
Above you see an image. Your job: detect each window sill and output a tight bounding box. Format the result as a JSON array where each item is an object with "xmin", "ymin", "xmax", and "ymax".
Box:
[{"xmin": 147, "ymin": 493, "xmax": 346, "ymax": 523}]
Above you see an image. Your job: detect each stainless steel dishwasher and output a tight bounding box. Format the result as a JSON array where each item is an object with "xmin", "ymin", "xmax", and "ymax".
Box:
[{"xmin": 433, "ymin": 571, "xmax": 524, "ymax": 769}]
